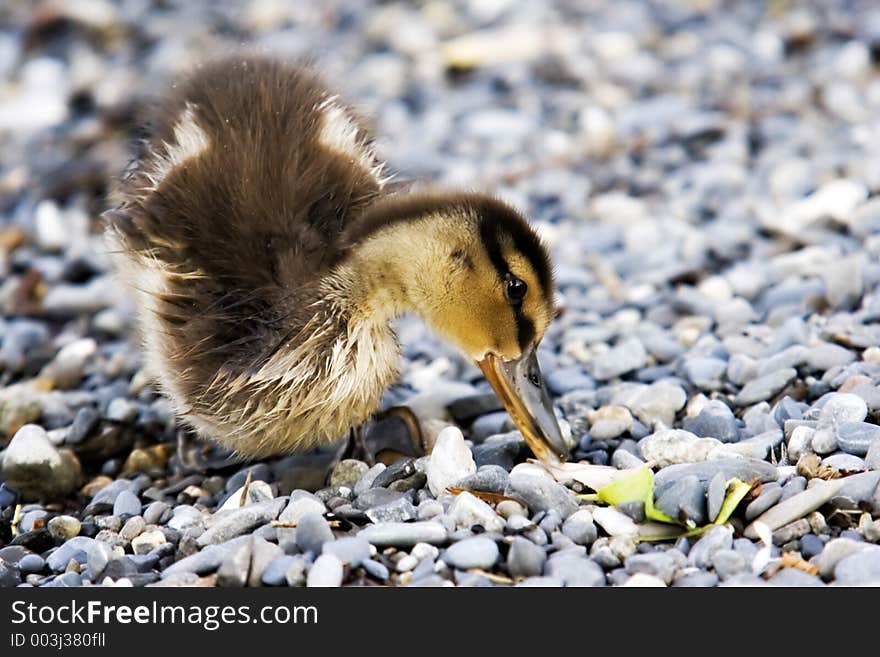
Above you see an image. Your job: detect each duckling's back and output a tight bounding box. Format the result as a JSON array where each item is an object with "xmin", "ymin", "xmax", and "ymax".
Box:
[{"xmin": 105, "ymin": 57, "xmax": 389, "ymax": 451}]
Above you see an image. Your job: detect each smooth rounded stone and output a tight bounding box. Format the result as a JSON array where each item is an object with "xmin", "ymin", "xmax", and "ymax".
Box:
[
  {"xmin": 687, "ymin": 526, "xmax": 733, "ymax": 569},
  {"xmin": 799, "ymin": 533, "xmax": 825, "ymax": 559},
  {"xmin": 806, "ymin": 343, "xmax": 855, "ymax": 371},
  {"xmin": 654, "ymin": 459, "xmax": 778, "ymax": 496},
  {"xmin": 448, "ymin": 491, "xmax": 504, "ymax": 532},
  {"xmin": 455, "ymin": 465, "xmax": 509, "ymax": 493},
  {"xmin": 508, "ymin": 469, "xmax": 578, "ymax": 519},
  {"xmin": 639, "ymin": 429, "xmax": 724, "ymax": 467},
  {"xmin": 611, "ymin": 447, "xmax": 645, "ymax": 470},
  {"xmin": 592, "ymin": 507, "xmax": 638, "ymax": 538},
  {"xmin": 506, "ymin": 536, "xmax": 546, "ymax": 578},
  {"xmin": 47, "ymin": 515, "xmax": 81, "ymax": 542},
  {"xmin": 707, "ymin": 472, "xmax": 726, "ymax": 523},
  {"xmin": 354, "ymin": 488, "xmax": 404, "ymax": 511},
  {"xmin": 322, "ymin": 536, "xmax": 370, "ymax": 568},
  {"xmin": 66, "ymin": 406, "xmax": 101, "ymax": 445},
  {"xmin": 0, "ymin": 560, "xmax": 21, "ymax": 587},
  {"xmin": 834, "ymin": 548, "xmax": 880, "ymax": 585},
  {"xmin": 365, "ymin": 496, "xmax": 417, "ymax": 524},
  {"xmin": 217, "ymin": 540, "xmax": 251, "ymax": 587},
  {"xmin": 248, "ymin": 537, "xmax": 283, "ymax": 587},
  {"xmin": 816, "ymin": 538, "xmax": 875, "ymax": 579},
  {"xmin": 588, "ymin": 337, "xmax": 647, "ymax": 380},
  {"xmin": 18, "ymin": 553, "xmax": 45, "ymax": 574},
  {"xmin": 726, "ymin": 354, "xmax": 757, "ymax": 386},
  {"xmin": 682, "ymin": 400, "xmax": 739, "ymax": 443},
  {"xmin": 358, "ymin": 521, "xmax": 448, "ymax": 548},
  {"xmin": 811, "ymin": 428, "xmax": 838, "ymax": 455},
  {"xmin": 280, "ymin": 494, "xmax": 327, "ymax": 523},
  {"xmin": 546, "ymin": 553, "xmax": 605, "ymax": 587},
  {"xmin": 307, "ymin": 554, "xmax": 344, "ymax": 587},
  {"xmin": 112, "ymin": 490, "xmax": 141, "ymax": 517},
  {"xmin": 710, "ymin": 549, "xmax": 747, "ymax": 580},
  {"xmin": 561, "ymin": 509, "xmax": 598, "ymax": 546},
  {"xmin": 717, "ymin": 573, "xmax": 769, "ymax": 588},
  {"xmin": 768, "ymin": 568, "xmax": 824, "ymax": 587},
  {"xmin": 472, "ymin": 432, "xmax": 524, "ymax": 470},
  {"xmin": 822, "ymin": 453, "xmax": 866, "ymax": 473},
  {"xmin": 1, "ymin": 424, "xmax": 82, "ymax": 500},
  {"xmin": 744, "ymin": 478, "xmax": 846, "ymax": 539},
  {"xmin": 836, "ymin": 470, "xmax": 880, "ymax": 503},
  {"xmin": 426, "ymin": 426, "xmax": 476, "ymax": 496},
  {"xmin": 143, "ymin": 501, "xmax": 170, "ymax": 525},
  {"xmin": 131, "ymin": 529, "xmax": 166, "ymax": 555},
  {"xmin": 217, "ymin": 480, "xmax": 274, "ymax": 512},
  {"xmin": 86, "ymin": 540, "xmax": 112, "ymax": 579},
  {"xmin": 734, "ymin": 368, "xmax": 797, "ymax": 406},
  {"xmin": 787, "ymin": 425, "xmax": 816, "ymax": 461},
  {"xmin": 836, "ymin": 421, "xmax": 880, "ymax": 456},
  {"xmin": 168, "ymin": 506, "xmax": 204, "ymax": 532},
  {"xmin": 672, "ymin": 570, "xmax": 719, "ymax": 587},
  {"xmin": 46, "ymin": 536, "xmax": 94, "ymax": 572},
  {"xmin": 119, "ymin": 516, "xmax": 145, "ymax": 541},
  {"xmin": 682, "ymin": 357, "xmax": 727, "ymax": 391},
  {"xmin": 819, "ymin": 393, "xmax": 868, "ymax": 426},
  {"xmin": 329, "ymin": 459, "xmax": 369, "ymax": 488},
  {"xmin": 745, "ymin": 486, "xmax": 784, "ymax": 521},
  {"xmin": 588, "ymin": 405, "xmax": 633, "ymax": 440},
  {"xmin": 655, "ymin": 475, "xmax": 706, "ymax": 525},
  {"xmin": 296, "ymin": 513, "xmax": 335, "ymax": 554},
  {"xmin": 443, "ymin": 536, "xmax": 499, "ymax": 570},
  {"xmin": 197, "ymin": 498, "xmax": 286, "ymax": 547},
  {"xmin": 260, "ymin": 555, "xmax": 298, "ymax": 586},
  {"xmin": 624, "ymin": 552, "xmax": 677, "ymax": 585}
]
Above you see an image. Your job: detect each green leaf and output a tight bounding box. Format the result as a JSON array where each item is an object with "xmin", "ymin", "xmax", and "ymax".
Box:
[
  {"xmin": 597, "ymin": 466, "xmax": 677, "ymax": 525},
  {"xmin": 712, "ymin": 478, "xmax": 752, "ymax": 526}
]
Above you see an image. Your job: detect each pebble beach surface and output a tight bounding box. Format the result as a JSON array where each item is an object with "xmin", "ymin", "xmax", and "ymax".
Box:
[{"xmin": 2, "ymin": 1, "xmax": 880, "ymax": 588}]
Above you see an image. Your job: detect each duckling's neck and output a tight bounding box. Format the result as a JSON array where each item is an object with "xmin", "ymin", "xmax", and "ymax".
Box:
[{"xmin": 331, "ymin": 199, "xmax": 472, "ymax": 327}]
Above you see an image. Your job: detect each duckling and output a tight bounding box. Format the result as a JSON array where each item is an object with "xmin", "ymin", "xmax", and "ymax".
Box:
[{"xmin": 104, "ymin": 56, "xmax": 567, "ymax": 465}]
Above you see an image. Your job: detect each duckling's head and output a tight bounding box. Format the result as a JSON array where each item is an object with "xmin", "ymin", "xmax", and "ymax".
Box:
[{"xmin": 347, "ymin": 192, "xmax": 567, "ymax": 463}]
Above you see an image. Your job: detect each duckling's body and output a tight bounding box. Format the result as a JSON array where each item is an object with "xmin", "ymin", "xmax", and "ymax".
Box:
[{"xmin": 107, "ymin": 57, "xmax": 566, "ymax": 462}]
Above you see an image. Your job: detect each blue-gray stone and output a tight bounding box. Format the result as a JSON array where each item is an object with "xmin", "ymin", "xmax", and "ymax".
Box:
[
  {"xmin": 506, "ymin": 536, "xmax": 546, "ymax": 578},
  {"xmin": 46, "ymin": 537, "xmax": 94, "ymax": 572},
  {"xmin": 683, "ymin": 400, "xmax": 739, "ymax": 442},
  {"xmin": 443, "ymin": 537, "xmax": 498, "ymax": 570},
  {"xmin": 112, "ymin": 490, "xmax": 141, "ymax": 517},
  {"xmin": 261, "ymin": 555, "xmax": 298, "ymax": 586},
  {"xmin": 655, "ymin": 475, "xmax": 706, "ymax": 525},
  {"xmin": 837, "ymin": 421, "xmax": 880, "ymax": 456}
]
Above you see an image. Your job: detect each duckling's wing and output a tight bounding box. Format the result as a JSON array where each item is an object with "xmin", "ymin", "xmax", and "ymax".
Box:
[{"xmin": 106, "ymin": 58, "xmax": 385, "ymax": 382}]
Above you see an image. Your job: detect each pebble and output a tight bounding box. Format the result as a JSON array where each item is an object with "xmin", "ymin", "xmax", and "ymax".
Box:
[
  {"xmin": 688, "ymin": 526, "xmax": 733, "ymax": 569},
  {"xmin": 48, "ymin": 515, "xmax": 82, "ymax": 542},
  {"xmin": 588, "ymin": 338, "xmax": 647, "ymax": 380},
  {"xmin": 448, "ymin": 491, "xmax": 504, "ymax": 532},
  {"xmin": 358, "ymin": 521, "xmax": 448, "ymax": 547},
  {"xmin": 625, "ymin": 552, "xmax": 677, "ymax": 585},
  {"xmin": 734, "ymin": 368, "xmax": 797, "ymax": 406},
  {"xmin": 682, "ymin": 400, "xmax": 739, "ymax": 443},
  {"xmin": 508, "ymin": 469, "xmax": 578, "ymax": 519},
  {"xmin": 561, "ymin": 510, "xmax": 598, "ymax": 546},
  {"xmin": 306, "ymin": 554, "xmax": 344, "ymax": 588},
  {"xmin": 322, "ymin": 536, "xmax": 370, "ymax": 568},
  {"xmin": 506, "ymin": 536, "xmax": 547, "ymax": 578},
  {"xmin": 592, "ymin": 507, "xmax": 638, "ymax": 537},
  {"xmin": 113, "ymin": 490, "xmax": 142, "ymax": 517},
  {"xmin": 46, "ymin": 537, "xmax": 94, "ymax": 572},
  {"xmin": 443, "ymin": 537, "xmax": 499, "ymax": 570},
  {"xmin": 744, "ymin": 479, "xmax": 846, "ymax": 539},
  {"xmin": 196, "ymin": 498, "xmax": 286, "ymax": 547},
  {"xmin": 426, "ymin": 426, "xmax": 476, "ymax": 496},
  {"xmin": 833, "ymin": 548, "xmax": 880, "ymax": 585},
  {"xmin": 837, "ymin": 421, "xmax": 880, "ymax": 456},
  {"xmin": 1, "ymin": 424, "xmax": 82, "ymax": 500},
  {"xmin": 296, "ymin": 513, "xmax": 335, "ymax": 554},
  {"xmin": 131, "ymin": 530, "xmax": 166, "ymax": 555}
]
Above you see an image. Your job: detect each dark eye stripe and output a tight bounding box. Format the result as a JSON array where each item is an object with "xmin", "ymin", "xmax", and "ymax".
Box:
[{"xmin": 515, "ymin": 313, "xmax": 535, "ymax": 351}]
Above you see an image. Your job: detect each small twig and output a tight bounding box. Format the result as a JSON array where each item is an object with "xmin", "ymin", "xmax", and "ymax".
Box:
[{"xmin": 239, "ymin": 470, "xmax": 252, "ymax": 508}]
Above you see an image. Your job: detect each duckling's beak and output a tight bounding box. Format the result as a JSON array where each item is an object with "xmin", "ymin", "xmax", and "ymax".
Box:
[{"xmin": 477, "ymin": 349, "xmax": 567, "ymax": 465}]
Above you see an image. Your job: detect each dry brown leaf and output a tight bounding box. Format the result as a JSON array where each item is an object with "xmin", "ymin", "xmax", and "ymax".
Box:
[
  {"xmin": 447, "ymin": 487, "xmax": 519, "ymax": 505},
  {"xmin": 780, "ymin": 551, "xmax": 819, "ymax": 576}
]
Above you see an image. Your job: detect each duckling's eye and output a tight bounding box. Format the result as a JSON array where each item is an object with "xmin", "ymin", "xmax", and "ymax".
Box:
[{"xmin": 505, "ymin": 275, "xmax": 527, "ymax": 304}]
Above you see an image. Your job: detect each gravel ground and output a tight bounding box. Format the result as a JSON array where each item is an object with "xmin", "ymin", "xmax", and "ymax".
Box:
[{"xmin": 2, "ymin": 0, "xmax": 880, "ymax": 588}]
